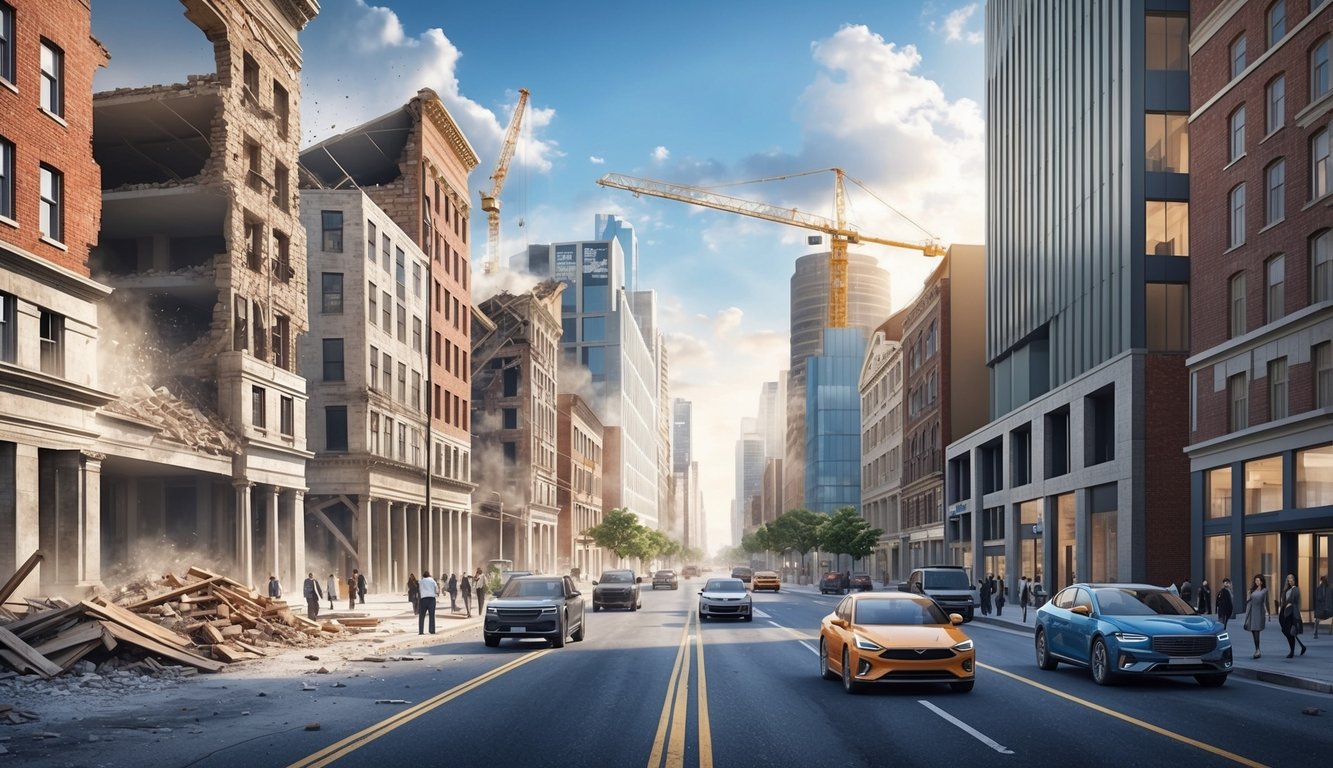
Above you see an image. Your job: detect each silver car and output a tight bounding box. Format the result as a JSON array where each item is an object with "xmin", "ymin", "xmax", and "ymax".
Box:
[{"xmin": 698, "ymin": 577, "xmax": 753, "ymax": 622}]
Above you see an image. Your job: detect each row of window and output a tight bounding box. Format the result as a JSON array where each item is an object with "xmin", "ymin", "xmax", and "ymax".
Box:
[
  {"xmin": 1226, "ymin": 129, "xmax": 1330, "ymax": 250},
  {"xmin": 367, "ymin": 410, "xmax": 424, "ymax": 467},
  {"xmin": 364, "ymin": 280, "xmax": 423, "ymax": 352},
  {"xmin": 1228, "ymin": 2, "xmax": 1329, "ymax": 104},
  {"xmin": 862, "ymin": 447, "xmax": 901, "ymax": 490},
  {"xmin": 1226, "ymin": 341, "xmax": 1333, "ymax": 431},
  {"xmin": 240, "ymin": 51, "xmax": 291, "ymax": 139},
  {"xmin": 251, "ymin": 385, "xmax": 294, "ymax": 437},
  {"xmin": 0, "ymin": 291, "xmax": 64, "ymax": 376},
  {"xmin": 0, "ymin": 6, "xmax": 65, "ymax": 119},
  {"xmin": 232, "ymin": 295, "xmax": 292, "ymax": 371},
  {"xmin": 243, "ymin": 215, "xmax": 291, "ymax": 282},
  {"xmin": 365, "ymin": 345, "xmax": 422, "ymax": 409},
  {"xmin": 0, "ymin": 136, "xmax": 64, "ymax": 243},
  {"xmin": 247, "ymin": 139, "xmax": 290, "ymax": 211},
  {"xmin": 1227, "ymin": 229, "xmax": 1332, "ymax": 339},
  {"xmin": 1206, "ymin": 443, "xmax": 1333, "ymax": 517}
]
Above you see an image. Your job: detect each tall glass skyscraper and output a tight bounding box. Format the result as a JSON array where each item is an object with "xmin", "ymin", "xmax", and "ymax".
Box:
[{"xmin": 805, "ymin": 328, "xmax": 867, "ymax": 513}]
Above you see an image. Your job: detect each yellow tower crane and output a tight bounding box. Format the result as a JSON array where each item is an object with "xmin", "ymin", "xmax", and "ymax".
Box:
[
  {"xmin": 596, "ymin": 168, "xmax": 944, "ymax": 328},
  {"xmin": 481, "ymin": 88, "xmax": 530, "ymax": 275}
]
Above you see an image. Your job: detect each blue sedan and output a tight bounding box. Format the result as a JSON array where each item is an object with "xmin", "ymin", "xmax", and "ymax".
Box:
[{"xmin": 1034, "ymin": 583, "xmax": 1232, "ymax": 687}]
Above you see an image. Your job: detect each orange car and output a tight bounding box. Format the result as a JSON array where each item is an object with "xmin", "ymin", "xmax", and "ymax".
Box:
[
  {"xmin": 818, "ymin": 592, "xmax": 975, "ymax": 694},
  {"xmin": 752, "ymin": 571, "xmax": 781, "ymax": 592}
]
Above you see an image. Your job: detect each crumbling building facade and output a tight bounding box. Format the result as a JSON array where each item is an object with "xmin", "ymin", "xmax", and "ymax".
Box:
[{"xmin": 89, "ymin": 0, "xmax": 319, "ymax": 592}]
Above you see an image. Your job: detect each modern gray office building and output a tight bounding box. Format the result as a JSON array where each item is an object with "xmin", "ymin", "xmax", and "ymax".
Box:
[{"xmin": 946, "ymin": 0, "xmax": 1193, "ymax": 597}]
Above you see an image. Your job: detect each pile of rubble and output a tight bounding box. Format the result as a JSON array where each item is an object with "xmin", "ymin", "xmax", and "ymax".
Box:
[
  {"xmin": 102, "ymin": 384, "xmax": 240, "ymax": 456},
  {"xmin": 0, "ymin": 554, "xmax": 381, "ymax": 681}
]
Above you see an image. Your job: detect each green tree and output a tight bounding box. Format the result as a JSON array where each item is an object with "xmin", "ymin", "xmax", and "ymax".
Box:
[
  {"xmin": 768, "ymin": 509, "xmax": 825, "ymax": 581},
  {"xmin": 588, "ymin": 507, "xmax": 646, "ymax": 560},
  {"xmin": 819, "ymin": 507, "xmax": 883, "ymax": 573}
]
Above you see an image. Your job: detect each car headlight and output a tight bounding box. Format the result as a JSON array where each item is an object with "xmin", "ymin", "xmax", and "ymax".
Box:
[
  {"xmin": 952, "ymin": 638, "xmax": 974, "ymax": 652},
  {"xmin": 853, "ymin": 634, "xmax": 883, "ymax": 651},
  {"xmin": 1112, "ymin": 632, "xmax": 1149, "ymax": 644},
  {"xmin": 540, "ymin": 606, "xmax": 557, "ymax": 614},
  {"xmin": 486, "ymin": 605, "xmax": 498, "ymax": 614},
  {"xmin": 1217, "ymin": 632, "xmax": 1229, "ymax": 643}
]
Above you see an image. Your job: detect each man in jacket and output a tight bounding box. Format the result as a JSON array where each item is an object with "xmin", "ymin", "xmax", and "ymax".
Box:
[
  {"xmin": 1197, "ymin": 580, "xmax": 1213, "ymax": 615},
  {"xmin": 303, "ymin": 573, "xmax": 323, "ymax": 620},
  {"xmin": 267, "ymin": 576, "xmax": 282, "ymax": 600},
  {"xmin": 418, "ymin": 571, "xmax": 439, "ymax": 634},
  {"xmin": 326, "ymin": 573, "xmax": 338, "ymax": 611},
  {"xmin": 355, "ymin": 569, "xmax": 367, "ymax": 604}
]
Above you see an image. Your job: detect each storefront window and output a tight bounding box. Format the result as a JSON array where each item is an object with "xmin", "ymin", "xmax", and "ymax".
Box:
[
  {"xmin": 1090, "ymin": 509, "xmax": 1118, "ymax": 582},
  {"xmin": 1205, "ymin": 534, "xmax": 1231, "ymax": 601},
  {"xmin": 1208, "ymin": 466, "xmax": 1233, "ymax": 518},
  {"xmin": 1296, "ymin": 444, "xmax": 1333, "ymax": 508},
  {"xmin": 1020, "ymin": 500, "xmax": 1044, "ymax": 586},
  {"xmin": 1245, "ymin": 533, "xmax": 1280, "ymax": 602},
  {"xmin": 1056, "ymin": 493, "xmax": 1076, "ymax": 590},
  {"xmin": 1244, "ymin": 455, "xmax": 1284, "ymax": 514}
]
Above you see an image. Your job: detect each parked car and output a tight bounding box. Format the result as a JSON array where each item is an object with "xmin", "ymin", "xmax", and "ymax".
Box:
[
  {"xmin": 698, "ymin": 577, "xmax": 752, "ymax": 621},
  {"xmin": 820, "ymin": 572, "xmax": 849, "ymax": 595},
  {"xmin": 483, "ymin": 575, "xmax": 585, "ymax": 648},
  {"xmin": 592, "ymin": 569, "xmax": 642, "ymax": 611},
  {"xmin": 1034, "ymin": 583, "xmax": 1232, "ymax": 687},
  {"xmin": 898, "ymin": 566, "xmax": 979, "ymax": 621},
  {"xmin": 730, "ymin": 566, "xmax": 753, "ymax": 588},
  {"xmin": 819, "ymin": 592, "xmax": 975, "ymax": 694},
  {"xmin": 850, "ymin": 573, "xmax": 873, "ymax": 592},
  {"xmin": 681, "ymin": 565, "xmax": 700, "ymax": 579},
  {"xmin": 652, "ymin": 570, "xmax": 679, "ymax": 590},
  {"xmin": 752, "ymin": 571, "xmax": 781, "ymax": 592}
]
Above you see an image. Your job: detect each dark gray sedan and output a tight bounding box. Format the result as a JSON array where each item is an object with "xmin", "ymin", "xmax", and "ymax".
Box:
[{"xmin": 483, "ymin": 575, "xmax": 585, "ymax": 648}]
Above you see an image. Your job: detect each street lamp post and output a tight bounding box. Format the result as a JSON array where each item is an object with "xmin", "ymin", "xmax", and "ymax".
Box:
[{"xmin": 489, "ymin": 491, "xmax": 504, "ymax": 565}]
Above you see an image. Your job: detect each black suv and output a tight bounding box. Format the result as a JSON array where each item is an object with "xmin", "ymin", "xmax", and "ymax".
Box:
[
  {"xmin": 898, "ymin": 566, "xmax": 979, "ymax": 621},
  {"xmin": 592, "ymin": 569, "xmax": 642, "ymax": 611},
  {"xmin": 483, "ymin": 575, "xmax": 585, "ymax": 648}
]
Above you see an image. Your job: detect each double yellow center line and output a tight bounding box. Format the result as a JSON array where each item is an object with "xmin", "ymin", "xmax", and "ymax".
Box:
[
  {"xmin": 288, "ymin": 648, "xmax": 551, "ymax": 768},
  {"xmin": 647, "ymin": 608, "xmax": 713, "ymax": 768}
]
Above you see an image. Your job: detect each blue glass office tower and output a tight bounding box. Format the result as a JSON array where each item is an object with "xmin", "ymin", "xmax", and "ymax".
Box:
[{"xmin": 805, "ymin": 328, "xmax": 866, "ymax": 513}]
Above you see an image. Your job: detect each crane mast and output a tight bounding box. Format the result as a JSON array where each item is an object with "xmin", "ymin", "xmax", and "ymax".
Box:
[
  {"xmin": 482, "ymin": 88, "xmax": 530, "ymax": 275},
  {"xmin": 597, "ymin": 169, "xmax": 944, "ymax": 328}
]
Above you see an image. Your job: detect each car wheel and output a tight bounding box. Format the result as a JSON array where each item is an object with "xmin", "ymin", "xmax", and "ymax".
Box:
[
  {"xmin": 483, "ymin": 634, "xmax": 500, "ymax": 648},
  {"xmin": 1090, "ymin": 638, "xmax": 1115, "ymax": 685},
  {"xmin": 820, "ymin": 638, "xmax": 838, "ymax": 680},
  {"xmin": 1196, "ymin": 674, "xmax": 1228, "ymax": 688},
  {"xmin": 551, "ymin": 619, "xmax": 567, "ymax": 648},
  {"xmin": 950, "ymin": 679, "xmax": 975, "ymax": 693},
  {"xmin": 841, "ymin": 648, "xmax": 861, "ymax": 694},
  {"xmin": 630, "ymin": 600, "xmax": 638, "ymax": 612},
  {"xmin": 571, "ymin": 613, "xmax": 585, "ymax": 642},
  {"xmin": 1035, "ymin": 629, "xmax": 1058, "ymax": 670},
  {"xmin": 743, "ymin": 612, "xmax": 753, "ymax": 622},
  {"xmin": 698, "ymin": 610, "xmax": 707, "ymax": 622}
]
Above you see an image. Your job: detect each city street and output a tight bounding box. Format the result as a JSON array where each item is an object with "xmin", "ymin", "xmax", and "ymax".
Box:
[{"xmin": 10, "ymin": 581, "xmax": 1330, "ymax": 767}]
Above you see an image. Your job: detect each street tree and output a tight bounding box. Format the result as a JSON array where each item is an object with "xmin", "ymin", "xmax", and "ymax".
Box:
[
  {"xmin": 588, "ymin": 507, "xmax": 646, "ymax": 562},
  {"xmin": 768, "ymin": 509, "xmax": 825, "ymax": 582},
  {"xmin": 819, "ymin": 507, "xmax": 883, "ymax": 574}
]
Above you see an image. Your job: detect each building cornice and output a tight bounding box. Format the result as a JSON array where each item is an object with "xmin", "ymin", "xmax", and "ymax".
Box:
[
  {"xmin": 418, "ymin": 91, "xmax": 481, "ymax": 172},
  {"xmin": 1190, "ymin": 0, "xmax": 1246, "ymax": 55}
]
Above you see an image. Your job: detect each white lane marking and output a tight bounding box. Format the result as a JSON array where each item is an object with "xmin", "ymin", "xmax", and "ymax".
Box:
[
  {"xmin": 798, "ymin": 640, "xmax": 818, "ymax": 655},
  {"xmin": 918, "ymin": 700, "xmax": 1014, "ymax": 755},
  {"xmin": 753, "ymin": 608, "xmax": 771, "ymax": 619}
]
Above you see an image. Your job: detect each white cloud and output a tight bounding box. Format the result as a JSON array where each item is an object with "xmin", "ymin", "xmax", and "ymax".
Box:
[
  {"xmin": 712, "ymin": 307, "xmax": 744, "ymax": 336},
  {"xmin": 652, "ymin": 145, "xmax": 671, "ymax": 162},
  {"xmin": 941, "ymin": 4, "xmax": 984, "ymax": 45},
  {"xmin": 589, "ymin": 156, "xmax": 606, "ymax": 165}
]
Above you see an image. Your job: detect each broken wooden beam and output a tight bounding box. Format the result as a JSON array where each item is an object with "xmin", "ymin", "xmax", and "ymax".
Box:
[
  {"xmin": 0, "ymin": 551, "xmax": 43, "ymax": 608},
  {"xmin": 0, "ymin": 626, "xmax": 61, "ymax": 678}
]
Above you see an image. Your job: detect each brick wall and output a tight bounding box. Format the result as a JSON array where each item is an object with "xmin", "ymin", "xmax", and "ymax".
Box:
[
  {"xmin": 1144, "ymin": 354, "xmax": 1192, "ymax": 586},
  {"xmin": 0, "ymin": 0, "xmax": 104, "ymax": 275}
]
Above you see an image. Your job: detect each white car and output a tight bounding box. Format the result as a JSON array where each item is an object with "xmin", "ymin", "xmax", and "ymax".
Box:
[{"xmin": 698, "ymin": 577, "xmax": 752, "ymax": 622}]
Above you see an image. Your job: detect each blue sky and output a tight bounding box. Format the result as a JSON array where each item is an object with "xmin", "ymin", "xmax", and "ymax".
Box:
[{"xmin": 92, "ymin": 1, "xmax": 988, "ymax": 551}]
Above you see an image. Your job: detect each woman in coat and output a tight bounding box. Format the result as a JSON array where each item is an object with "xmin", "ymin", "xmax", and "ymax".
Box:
[
  {"xmin": 1244, "ymin": 574, "xmax": 1269, "ymax": 658},
  {"xmin": 1278, "ymin": 573, "xmax": 1307, "ymax": 658},
  {"xmin": 1314, "ymin": 575, "xmax": 1332, "ymax": 638},
  {"xmin": 447, "ymin": 573, "xmax": 459, "ymax": 613},
  {"xmin": 407, "ymin": 573, "xmax": 420, "ymax": 616},
  {"xmin": 460, "ymin": 573, "xmax": 473, "ymax": 617},
  {"xmin": 1216, "ymin": 578, "xmax": 1235, "ymax": 629}
]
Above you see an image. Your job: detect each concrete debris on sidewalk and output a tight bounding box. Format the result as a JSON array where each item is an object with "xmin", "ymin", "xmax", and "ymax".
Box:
[{"xmin": 0, "ymin": 556, "xmax": 383, "ymax": 681}]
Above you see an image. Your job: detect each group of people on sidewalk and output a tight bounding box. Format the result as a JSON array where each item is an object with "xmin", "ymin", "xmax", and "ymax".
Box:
[
  {"xmin": 978, "ymin": 575, "xmax": 1046, "ymax": 623},
  {"xmin": 405, "ymin": 568, "xmax": 493, "ymax": 634},
  {"xmin": 265, "ymin": 570, "xmax": 370, "ymax": 622},
  {"xmin": 1170, "ymin": 573, "xmax": 1333, "ymax": 661}
]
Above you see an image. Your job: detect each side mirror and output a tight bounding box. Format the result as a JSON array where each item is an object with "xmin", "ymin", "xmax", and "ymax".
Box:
[
  {"xmin": 896, "ymin": 583, "xmax": 910, "ymax": 592},
  {"xmin": 636, "ymin": 577, "xmax": 643, "ymax": 584},
  {"xmin": 698, "ymin": 590, "xmax": 704, "ymax": 595},
  {"xmin": 1071, "ymin": 604, "xmax": 1091, "ymax": 617},
  {"xmin": 831, "ymin": 617, "xmax": 849, "ymax": 629},
  {"xmin": 949, "ymin": 613, "xmax": 964, "ymax": 625},
  {"xmin": 591, "ymin": 581, "xmax": 599, "ymax": 586}
]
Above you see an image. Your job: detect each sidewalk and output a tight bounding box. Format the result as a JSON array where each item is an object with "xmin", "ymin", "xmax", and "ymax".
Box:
[
  {"xmin": 317, "ymin": 590, "xmax": 484, "ymax": 650},
  {"xmin": 778, "ymin": 578, "xmax": 1332, "ymax": 694}
]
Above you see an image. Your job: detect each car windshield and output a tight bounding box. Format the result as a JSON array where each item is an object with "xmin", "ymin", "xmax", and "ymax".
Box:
[
  {"xmin": 1093, "ymin": 588, "xmax": 1196, "ymax": 616},
  {"xmin": 923, "ymin": 570, "xmax": 972, "ymax": 590},
  {"xmin": 500, "ymin": 579, "xmax": 565, "ymax": 598},
  {"xmin": 704, "ymin": 579, "xmax": 744, "ymax": 592},
  {"xmin": 655, "ymin": 571, "xmax": 674, "ymax": 577},
  {"xmin": 856, "ymin": 599, "xmax": 949, "ymax": 625},
  {"xmin": 600, "ymin": 572, "xmax": 634, "ymax": 583}
]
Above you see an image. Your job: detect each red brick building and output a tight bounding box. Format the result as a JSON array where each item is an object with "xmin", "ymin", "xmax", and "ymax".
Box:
[
  {"xmin": 0, "ymin": 0, "xmax": 113, "ymax": 595},
  {"xmin": 1187, "ymin": 0, "xmax": 1333, "ymax": 609}
]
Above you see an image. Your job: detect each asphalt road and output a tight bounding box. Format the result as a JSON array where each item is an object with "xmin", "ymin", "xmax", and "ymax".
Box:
[{"xmin": 18, "ymin": 583, "xmax": 1333, "ymax": 767}]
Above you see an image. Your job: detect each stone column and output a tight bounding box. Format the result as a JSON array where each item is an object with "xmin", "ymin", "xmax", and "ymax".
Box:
[
  {"xmin": 78, "ymin": 452, "xmax": 104, "ymax": 588},
  {"xmin": 465, "ymin": 510, "xmax": 473, "ymax": 574},
  {"xmin": 235, "ymin": 481, "xmax": 253, "ymax": 587},
  {"xmin": 393, "ymin": 502, "xmax": 408, "ymax": 588},
  {"xmin": 424, "ymin": 506, "xmax": 436, "ymax": 575},
  {"xmin": 406, "ymin": 504, "xmax": 421, "ymax": 577},
  {"xmin": 265, "ymin": 486, "xmax": 280, "ymax": 587},
  {"xmin": 291, "ymin": 489, "xmax": 306, "ymax": 589},
  {"xmin": 356, "ymin": 495, "xmax": 374, "ymax": 585}
]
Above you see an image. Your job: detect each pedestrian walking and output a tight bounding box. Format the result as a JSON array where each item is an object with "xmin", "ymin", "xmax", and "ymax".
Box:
[
  {"xmin": 1217, "ymin": 578, "xmax": 1235, "ymax": 629},
  {"xmin": 407, "ymin": 573, "xmax": 420, "ymax": 616},
  {"xmin": 356, "ymin": 569, "xmax": 367, "ymax": 604},
  {"xmin": 1315, "ymin": 576, "xmax": 1332, "ymax": 638},
  {"xmin": 1244, "ymin": 574, "xmax": 1269, "ymax": 658},
  {"xmin": 980, "ymin": 577, "xmax": 992, "ymax": 616},
  {"xmin": 1197, "ymin": 579, "xmax": 1212, "ymax": 615},
  {"xmin": 995, "ymin": 581, "xmax": 1007, "ymax": 616},
  {"xmin": 475, "ymin": 568, "xmax": 489, "ymax": 613},
  {"xmin": 1020, "ymin": 577, "xmax": 1033, "ymax": 623},
  {"xmin": 303, "ymin": 572, "xmax": 323, "ymax": 621},
  {"xmin": 460, "ymin": 573, "xmax": 473, "ymax": 617},
  {"xmin": 326, "ymin": 573, "xmax": 338, "ymax": 611},
  {"xmin": 1279, "ymin": 573, "xmax": 1307, "ymax": 658},
  {"xmin": 417, "ymin": 570, "xmax": 438, "ymax": 634},
  {"xmin": 447, "ymin": 573, "xmax": 459, "ymax": 612},
  {"xmin": 1180, "ymin": 578, "xmax": 1193, "ymax": 607},
  {"xmin": 267, "ymin": 575, "xmax": 282, "ymax": 599},
  {"xmin": 346, "ymin": 574, "xmax": 357, "ymax": 610}
]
